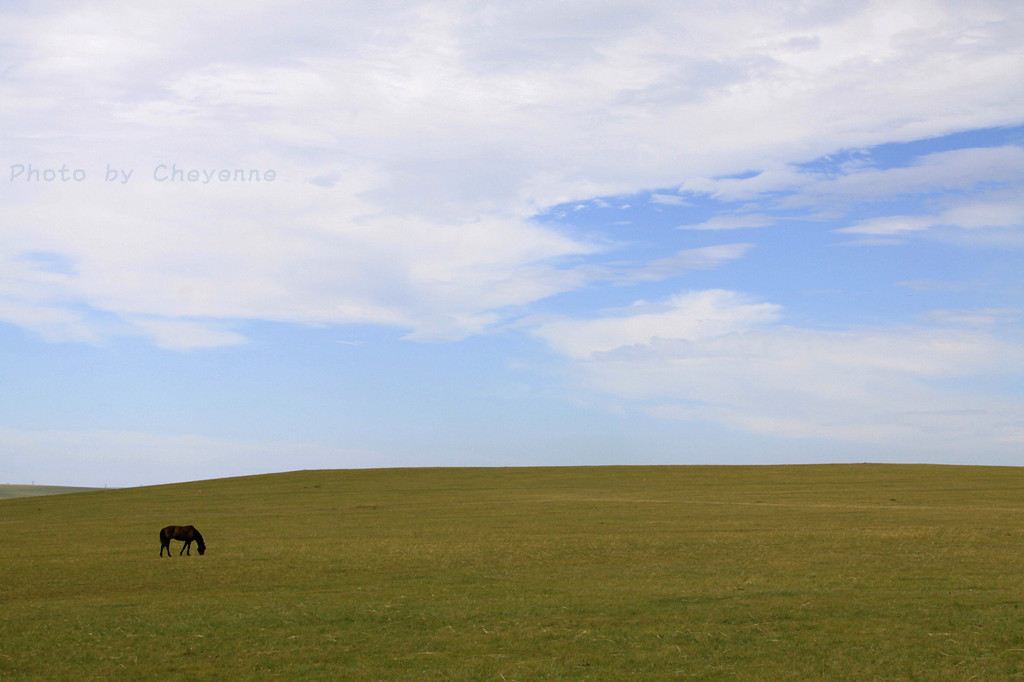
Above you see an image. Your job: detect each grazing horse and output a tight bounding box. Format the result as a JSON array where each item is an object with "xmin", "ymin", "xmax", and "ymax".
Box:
[{"xmin": 159, "ymin": 525, "xmax": 206, "ymax": 556}]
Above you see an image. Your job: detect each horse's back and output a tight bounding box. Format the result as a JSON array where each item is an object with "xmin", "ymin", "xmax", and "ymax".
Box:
[{"xmin": 161, "ymin": 525, "xmax": 196, "ymax": 539}]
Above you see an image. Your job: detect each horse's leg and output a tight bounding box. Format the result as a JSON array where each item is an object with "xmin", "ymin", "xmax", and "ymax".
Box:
[{"xmin": 181, "ymin": 539, "xmax": 190, "ymax": 556}]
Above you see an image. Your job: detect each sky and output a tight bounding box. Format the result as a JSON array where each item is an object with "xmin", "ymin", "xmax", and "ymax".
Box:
[{"xmin": 2, "ymin": 0, "xmax": 1023, "ymax": 488}]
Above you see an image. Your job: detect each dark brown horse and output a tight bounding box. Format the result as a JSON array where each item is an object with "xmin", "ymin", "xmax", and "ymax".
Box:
[{"xmin": 159, "ymin": 525, "xmax": 206, "ymax": 556}]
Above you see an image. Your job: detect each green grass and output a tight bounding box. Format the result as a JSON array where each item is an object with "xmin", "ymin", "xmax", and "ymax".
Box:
[
  {"xmin": 0, "ymin": 484, "xmax": 103, "ymax": 499},
  {"xmin": 2, "ymin": 464, "xmax": 1024, "ymax": 680}
]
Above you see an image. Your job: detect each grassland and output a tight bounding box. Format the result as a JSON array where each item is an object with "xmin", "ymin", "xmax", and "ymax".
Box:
[
  {"xmin": 2, "ymin": 464, "xmax": 1024, "ymax": 680},
  {"xmin": 0, "ymin": 484, "xmax": 103, "ymax": 500}
]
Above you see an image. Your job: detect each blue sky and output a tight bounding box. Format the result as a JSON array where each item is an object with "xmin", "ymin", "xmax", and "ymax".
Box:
[{"xmin": 2, "ymin": 1, "xmax": 1023, "ymax": 487}]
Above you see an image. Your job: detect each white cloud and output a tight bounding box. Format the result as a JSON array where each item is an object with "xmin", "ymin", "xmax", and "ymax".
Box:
[
  {"xmin": 690, "ymin": 145, "xmax": 1024, "ymax": 217},
  {"xmin": 535, "ymin": 288, "xmax": 1024, "ymax": 448},
  {"xmin": 939, "ymin": 195, "xmax": 1024, "ymax": 230},
  {"xmin": 681, "ymin": 165, "xmax": 809, "ymax": 202},
  {"xmin": 607, "ymin": 326, "xmax": 1024, "ymax": 445},
  {"xmin": 649, "ymin": 193, "xmax": 691, "ymax": 206},
  {"xmin": 533, "ymin": 289, "xmax": 781, "ymax": 359},
  {"xmin": 836, "ymin": 190, "xmax": 1024, "ymax": 238},
  {"xmin": 1, "ymin": 175, "xmax": 597, "ymax": 343},
  {"xmin": 833, "ymin": 237, "xmax": 905, "ymax": 247},
  {"xmin": 837, "ymin": 215, "xmax": 935, "ymax": 235},
  {"xmin": 129, "ymin": 318, "xmax": 248, "ymax": 350},
  {"xmin": 897, "ymin": 279, "xmax": 980, "ymax": 292},
  {"xmin": 919, "ymin": 308, "xmax": 1020, "ymax": 327},
  {"xmin": 2, "ymin": 0, "xmax": 1023, "ymax": 345},
  {"xmin": 571, "ymin": 244, "xmax": 755, "ymax": 286},
  {"xmin": 621, "ymin": 244, "xmax": 755, "ymax": 282},
  {"xmin": 678, "ymin": 144, "xmax": 1024, "ymax": 244},
  {"xmin": 810, "ymin": 146, "xmax": 1024, "ymax": 203},
  {"xmin": 678, "ymin": 214, "xmax": 777, "ymax": 231}
]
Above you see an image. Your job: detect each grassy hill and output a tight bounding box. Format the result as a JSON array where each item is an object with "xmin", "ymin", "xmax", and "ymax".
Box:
[
  {"xmin": 0, "ymin": 484, "xmax": 104, "ymax": 499},
  {"xmin": 1, "ymin": 464, "xmax": 1023, "ymax": 680}
]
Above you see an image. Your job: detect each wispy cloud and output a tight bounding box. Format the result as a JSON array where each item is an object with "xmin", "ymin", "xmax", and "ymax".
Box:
[
  {"xmin": 677, "ymin": 215, "xmax": 776, "ymax": 231},
  {"xmin": 678, "ymin": 143, "xmax": 1024, "ymax": 246},
  {"xmin": 128, "ymin": 318, "xmax": 248, "ymax": 351},
  {"xmin": 533, "ymin": 290, "xmax": 782, "ymax": 359},
  {"xmin": 536, "ymin": 295, "xmax": 1024, "ymax": 448},
  {"xmin": 837, "ymin": 215, "xmax": 935, "ymax": 235},
  {"xmin": 919, "ymin": 308, "xmax": 1021, "ymax": 328},
  {"xmin": 836, "ymin": 191, "xmax": 1024, "ymax": 238}
]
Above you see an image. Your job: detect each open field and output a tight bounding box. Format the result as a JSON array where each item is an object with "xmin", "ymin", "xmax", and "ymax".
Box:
[
  {"xmin": 2, "ymin": 464, "xmax": 1024, "ymax": 680},
  {"xmin": 0, "ymin": 484, "xmax": 104, "ymax": 500}
]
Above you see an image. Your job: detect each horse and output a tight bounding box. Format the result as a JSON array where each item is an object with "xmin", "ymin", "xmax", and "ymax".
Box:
[{"xmin": 159, "ymin": 525, "xmax": 206, "ymax": 556}]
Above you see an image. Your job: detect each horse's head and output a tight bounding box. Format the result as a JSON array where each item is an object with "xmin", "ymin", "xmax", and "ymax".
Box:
[{"xmin": 193, "ymin": 529, "xmax": 206, "ymax": 555}]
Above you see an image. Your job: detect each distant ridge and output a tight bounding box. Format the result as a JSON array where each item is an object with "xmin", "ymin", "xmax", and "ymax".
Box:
[{"xmin": 0, "ymin": 484, "xmax": 104, "ymax": 499}]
